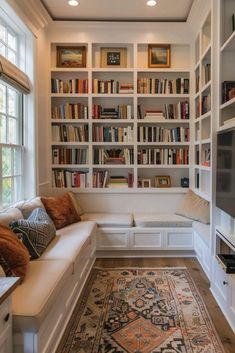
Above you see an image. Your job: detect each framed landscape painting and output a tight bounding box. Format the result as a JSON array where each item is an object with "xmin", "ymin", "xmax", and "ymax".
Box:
[
  {"xmin": 148, "ymin": 44, "xmax": 171, "ymax": 68},
  {"xmin": 57, "ymin": 46, "xmax": 86, "ymax": 68}
]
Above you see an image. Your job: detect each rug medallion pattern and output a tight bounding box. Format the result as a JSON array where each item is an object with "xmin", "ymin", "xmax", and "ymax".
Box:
[{"xmin": 58, "ymin": 268, "xmax": 225, "ymax": 353}]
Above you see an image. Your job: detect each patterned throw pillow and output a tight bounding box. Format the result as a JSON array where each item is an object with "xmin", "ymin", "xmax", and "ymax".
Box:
[
  {"xmin": 10, "ymin": 208, "xmax": 56, "ymax": 259},
  {"xmin": 0, "ymin": 224, "xmax": 30, "ymax": 281},
  {"xmin": 41, "ymin": 193, "xmax": 80, "ymax": 229}
]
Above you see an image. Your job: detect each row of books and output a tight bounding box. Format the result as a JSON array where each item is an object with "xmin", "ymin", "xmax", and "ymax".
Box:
[
  {"xmin": 93, "ymin": 148, "xmax": 134, "ymax": 165},
  {"xmin": 137, "ymin": 148, "xmax": 189, "ymax": 165},
  {"xmin": 201, "ymin": 93, "xmax": 211, "ymax": 115},
  {"xmin": 52, "ymin": 125, "xmax": 89, "ymax": 142},
  {"xmin": 51, "ymin": 78, "xmax": 88, "ymax": 94},
  {"xmin": 92, "ymin": 79, "xmax": 134, "ymax": 94},
  {"xmin": 52, "ymin": 148, "xmax": 88, "ymax": 165},
  {"xmin": 52, "ymin": 170, "xmax": 89, "ymax": 188},
  {"xmin": 93, "ymin": 171, "xmax": 134, "ymax": 188},
  {"xmin": 137, "ymin": 101, "xmax": 189, "ymax": 120},
  {"xmin": 92, "ymin": 126, "xmax": 134, "ymax": 143},
  {"xmin": 222, "ymin": 81, "xmax": 235, "ymax": 104},
  {"xmin": 92, "ymin": 105, "xmax": 132, "ymax": 120},
  {"xmin": 137, "ymin": 126, "xmax": 190, "ymax": 143},
  {"xmin": 137, "ymin": 78, "xmax": 189, "ymax": 94},
  {"xmin": 52, "ymin": 104, "xmax": 88, "ymax": 120}
]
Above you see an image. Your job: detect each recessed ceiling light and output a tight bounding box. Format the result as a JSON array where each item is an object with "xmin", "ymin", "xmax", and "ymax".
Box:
[
  {"xmin": 147, "ymin": 0, "xmax": 157, "ymax": 6},
  {"xmin": 68, "ymin": 0, "xmax": 79, "ymax": 6}
]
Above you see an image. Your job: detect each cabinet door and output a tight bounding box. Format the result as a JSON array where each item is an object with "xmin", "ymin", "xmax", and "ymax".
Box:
[
  {"xmin": 0, "ymin": 326, "xmax": 12, "ymax": 353},
  {"xmin": 213, "ymin": 257, "xmax": 229, "ymax": 306}
]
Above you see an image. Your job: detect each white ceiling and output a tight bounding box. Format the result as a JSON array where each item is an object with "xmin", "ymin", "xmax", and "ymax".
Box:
[{"xmin": 40, "ymin": 0, "xmax": 194, "ymax": 22}]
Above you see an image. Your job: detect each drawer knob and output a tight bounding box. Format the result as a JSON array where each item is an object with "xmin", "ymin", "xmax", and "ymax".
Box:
[
  {"xmin": 4, "ymin": 313, "xmax": 10, "ymax": 322},
  {"xmin": 223, "ymin": 281, "xmax": 228, "ymax": 286}
]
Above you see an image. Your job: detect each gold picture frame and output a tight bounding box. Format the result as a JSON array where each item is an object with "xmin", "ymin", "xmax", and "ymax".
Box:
[
  {"xmin": 57, "ymin": 46, "xmax": 86, "ymax": 68},
  {"xmin": 155, "ymin": 176, "xmax": 171, "ymax": 188},
  {"xmin": 100, "ymin": 47, "xmax": 127, "ymax": 68},
  {"xmin": 148, "ymin": 44, "xmax": 171, "ymax": 68},
  {"xmin": 141, "ymin": 179, "xmax": 151, "ymax": 188}
]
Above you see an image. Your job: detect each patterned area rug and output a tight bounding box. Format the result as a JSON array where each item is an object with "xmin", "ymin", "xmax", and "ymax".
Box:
[{"xmin": 58, "ymin": 268, "xmax": 225, "ymax": 353}]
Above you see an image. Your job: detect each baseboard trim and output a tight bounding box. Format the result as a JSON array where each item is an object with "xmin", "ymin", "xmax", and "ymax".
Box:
[{"xmin": 96, "ymin": 250, "xmax": 196, "ymax": 258}]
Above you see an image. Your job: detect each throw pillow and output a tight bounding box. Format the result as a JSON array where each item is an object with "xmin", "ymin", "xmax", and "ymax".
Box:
[
  {"xmin": 175, "ymin": 189, "xmax": 210, "ymax": 224},
  {"xmin": 0, "ymin": 224, "xmax": 30, "ymax": 281},
  {"xmin": 68, "ymin": 191, "xmax": 83, "ymax": 216},
  {"xmin": 41, "ymin": 193, "xmax": 80, "ymax": 230},
  {"xmin": 16, "ymin": 197, "xmax": 46, "ymax": 219},
  {"xmin": 10, "ymin": 208, "xmax": 56, "ymax": 259}
]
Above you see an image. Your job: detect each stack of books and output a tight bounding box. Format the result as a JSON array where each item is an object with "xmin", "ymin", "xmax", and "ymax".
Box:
[{"xmin": 144, "ymin": 110, "xmax": 164, "ymax": 120}]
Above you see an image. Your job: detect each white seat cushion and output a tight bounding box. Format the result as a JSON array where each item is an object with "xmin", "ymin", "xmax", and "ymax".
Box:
[
  {"xmin": 81, "ymin": 213, "xmax": 133, "ymax": 227},
  {"xmin": 0, "ymin": 207, "xmax": 23, "ymax": 227},
  {"xmin": 193, "ymin": 221, "xmax": 210, "ymax": 247},
  {"xmin": 39, "ymin": 221, "xmax": 96, "ymax": 273},
  {"xmin": 134, "ymin": 213, "xmax": 192, "ymax": 228},
  {"xmin": 12, "ymin": 260, "xmax": 72, "ymax": 332}
]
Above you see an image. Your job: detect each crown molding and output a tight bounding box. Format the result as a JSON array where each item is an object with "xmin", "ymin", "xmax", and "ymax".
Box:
[{"xmin": 6, "ymin": 0, "xmax": 52, "ymax": 34}]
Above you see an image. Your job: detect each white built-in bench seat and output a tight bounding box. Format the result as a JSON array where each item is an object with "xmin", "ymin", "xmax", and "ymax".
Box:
[
  {"xmin": 81, "ymin": 213, "xmax": 133, "ymax": 227},
  {"xmin": 193, "ymin": 221, "xmax": 211, "ymax": 277},
  {"xmin": 133, "ymin": 213, "xmax": 192, "ymax": 228},
  {"xmin": 193, "ymin": 221, "xmax": 210, "ymax": 247}
]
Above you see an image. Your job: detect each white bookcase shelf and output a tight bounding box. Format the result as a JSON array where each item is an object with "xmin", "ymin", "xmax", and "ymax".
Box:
[{"xmin": 50, "ymin": 42, "xmax": 190, "ymax": 191}]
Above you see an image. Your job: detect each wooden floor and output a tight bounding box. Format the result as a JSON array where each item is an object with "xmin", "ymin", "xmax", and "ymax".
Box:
[{"xmin": 95, "ymin": 257, "xmax": 235, "ymax": 353}]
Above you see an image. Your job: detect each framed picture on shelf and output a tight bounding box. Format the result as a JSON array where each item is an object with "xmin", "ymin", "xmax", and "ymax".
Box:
[
  {"xmin": 57, "ymin": 46, "xmax": 86, "ymax": 68},
  {"xmin": 100, "ymin": 47, "xmax": 127, "ymax": 68},
  {"xmin": 148, "ymin": 44, "xmax": 171, "ymax": 68},
  {"xmin": 141, "ymin": 179, "xmax": 151, "ymax": 188},
  {"xmin": 155, "ymin": 176, "xmax": 171, "ymax": 188}
]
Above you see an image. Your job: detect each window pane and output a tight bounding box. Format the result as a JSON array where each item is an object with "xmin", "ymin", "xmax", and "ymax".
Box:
[
  {"xmin": 0, "ymin": 42, "xmax": 5, "ymax": 56},
  {"xmin": 2, "ymin": 147, "xmax": 12, "ymax": 177},
  {"xmin": 0, "ymin": 24, "xmax": 6, "ymax": 42},
  {"xmin": 0, "ymin": 115, "xmax": 6, "ymax": 143},
  {"xmin": 7, "ymin": 49, "xmax": 16, "ymax": 65},
  {"xmin": 2, "ymin": 177, "xmax": 12, "ymax": 205},
  {"xmin": 0, "ymin": 84, "xmax": 6, "ymax": 113},
  {"xmin": 8, "ymin": 118, "xmax": 17, "ymax": 144},
  {"xmin": 8, "ymin": 87, "xmax": 17, "ymax": 117},
  {"xmin": 13, "ymin": 176, "xmax": 22, "ymax": 202},
  {"xmin": 13, "ymin": 148, "xmax": 21, "ymax": 175},
  {"xmin": 7, "ymin": 31, "xmax": 16, "ymax": 50}
]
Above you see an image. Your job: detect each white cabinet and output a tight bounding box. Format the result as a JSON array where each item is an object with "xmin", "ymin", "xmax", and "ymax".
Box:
[{"xmin": 0, "ymin": 278, "xmax": 20, "ymax": 353}]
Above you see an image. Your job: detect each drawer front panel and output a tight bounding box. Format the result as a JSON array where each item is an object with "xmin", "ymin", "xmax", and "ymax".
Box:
[
  {"xmin": 132, "ymin": 231, "xmax": 163, "ymax": 249},
  {"xmin": 166, "ymin": 231, "xmax": 193, "ymax": 249},
  {"xmin": 97, "ymin": 230, "xmax": 129, "ymax": 249},
  {"xmin": 0, "ymin": 298, "xmax": 11, "ymax": 334},
  {"xmin": 214, "ymin": 258, "xmax": 229, "ymax": 303}
]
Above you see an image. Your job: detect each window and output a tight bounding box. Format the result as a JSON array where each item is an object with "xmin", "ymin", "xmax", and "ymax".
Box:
[
  {"xmin": 0, "ymin": 20, "xmax": 24, "ymax": 207},
  {"xmin": 0, "ymin": 20, "xmax": 17, "ymax": 65}
]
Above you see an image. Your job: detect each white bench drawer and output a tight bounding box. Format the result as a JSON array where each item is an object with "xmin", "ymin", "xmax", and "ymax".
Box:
[
  {"xmin": 165, "ymin": 230, "xmax": 193, "ymax": 249},
  {"xmin": 97, "ymin": 229, "xmax": 130, "ymax": 250},
  {"xmin": 131, "ymin": 230, "xmax": 163, "ymax": 249}
]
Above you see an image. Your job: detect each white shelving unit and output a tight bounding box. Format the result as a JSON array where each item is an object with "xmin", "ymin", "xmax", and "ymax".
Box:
[
  {"xmin": 50, "ymin": 42, "xmax": 190, "ymax": 192},
  {"xmin": 192, "ymin": 11, "xmax": 212, "ymax": 201}
]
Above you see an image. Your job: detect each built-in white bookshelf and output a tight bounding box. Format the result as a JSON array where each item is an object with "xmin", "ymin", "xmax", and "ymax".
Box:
[
  {"xmin": 192, "ymin": 11, "xmax": 212, "ymax": 202},
  {"xmin": 50, "ymin": 43, "xmax": 190, "ymax": 192}
]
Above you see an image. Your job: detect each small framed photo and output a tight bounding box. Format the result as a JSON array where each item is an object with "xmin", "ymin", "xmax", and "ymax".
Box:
[
  {"xmin": 155, "ymin": 176, "xmax": 171, "ymax": 188},
  {"xmin": 148, "ymin": 44, "xmax": 171, "ymax": 68},
  {"xmin": 100, "ymin": 47, "xmax": 127, "ymax": 68},
  {"xmin": 141, "ymin": 179, "xmax": 151, "ymax": 188},
  {"xmin": 57, "ymin": 46, "xmax": 86, "ymax": 68}
]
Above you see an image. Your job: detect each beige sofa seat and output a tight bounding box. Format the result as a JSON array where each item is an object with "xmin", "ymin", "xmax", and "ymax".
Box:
[
  {"xmin": 134, "ymin": 213, "xmax": 192, "ymax": 228},
  {"xmin": 81, "ymin": 213, "xmax": 133, "ymax": 228},
  {"xmin": 193, "ymin": 221, "xmax": 210, "ymax": 247},
  {"xmin": 39, "ymin": 221, "xmax": 96, "ymax": 273},
  {"xmin": 12, "ymin": 260, "xmax": 72, "ymax": 332}
]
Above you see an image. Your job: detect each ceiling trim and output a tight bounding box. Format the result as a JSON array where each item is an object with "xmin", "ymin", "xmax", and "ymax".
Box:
[{"xmin": 40, "ymin": 0, "xmax": 194, "ymax": 23}]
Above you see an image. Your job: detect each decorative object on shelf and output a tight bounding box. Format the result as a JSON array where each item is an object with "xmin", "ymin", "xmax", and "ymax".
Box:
[
  {"xmin": 232, "ymin": 14, "xmax": 235, "ymax": 33},
  {"xmin": 148, "ymin": 44, "xmax": 171, "ymax": 68},
  {"xmin": 155, "ymin": 175, "xmax": 171, "ymax": 188},
  {"xmin": 100, "ymin": 47, "xmax": 127, "ymax": 68},
  {"xmin": 181, "ymin": 177, "xmax": 189, "ymax": 188},
  {"xmin": 141, "ymin": 179, "xmax": 151, "ymax": 188},
  {"xmin": 56, "ymin": 46, "xmax": 86, "ymax": 68}
]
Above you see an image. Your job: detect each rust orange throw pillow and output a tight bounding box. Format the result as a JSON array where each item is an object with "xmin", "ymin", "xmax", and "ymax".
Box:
[
  {"xmin": 0, "ymin": 224, "xmax": 30, "ymax": 281},
  {"xmin": 41, "ymin": 193, "xmax": 80, "ymax": 230}
]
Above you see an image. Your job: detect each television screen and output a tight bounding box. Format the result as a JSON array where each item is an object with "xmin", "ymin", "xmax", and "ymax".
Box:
[{"xmin": 216, "ymin": 128, "xmax": 235, "ymax": 218}]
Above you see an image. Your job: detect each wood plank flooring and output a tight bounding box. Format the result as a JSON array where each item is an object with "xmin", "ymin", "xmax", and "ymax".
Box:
[{"xmin": 95, "ymin": 257, "xmax": 235, "ymax": 353}]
